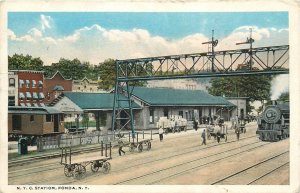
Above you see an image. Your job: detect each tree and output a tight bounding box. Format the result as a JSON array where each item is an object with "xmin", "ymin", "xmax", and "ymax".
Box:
[
  {"xmin": 207, "ymin": 75, "xmax": 273, "ymax": 113},
  {"xmin": 278, "ymin": 92, "xmax": 289, "ymax": 102},
  {"xmin": 97, "ymin": 59, "xmax": 116, "ymax": 90},
  {"xmin": 8, "ymin": 54, "xmax": 44, "ymax": 70}
]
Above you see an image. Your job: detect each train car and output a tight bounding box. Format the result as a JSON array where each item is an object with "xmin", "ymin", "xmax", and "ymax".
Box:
[
  {"xmin": 256, "ymin": 102, "xmax": 289, "ymax": 141},
  {"xmin": 8, "ymin": 106, "xmax": 64, "ymax": 143}
]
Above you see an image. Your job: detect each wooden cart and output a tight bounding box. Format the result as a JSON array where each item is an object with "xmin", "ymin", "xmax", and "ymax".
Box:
[
  {"xmin": 60, "ymin": 142, "xmax": 112, "ymax": 179},
  {"xmin": 123, "ymin": 131, "xmax": 152, "ymax": 153}
]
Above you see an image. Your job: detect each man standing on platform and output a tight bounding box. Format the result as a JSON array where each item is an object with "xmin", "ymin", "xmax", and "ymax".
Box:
[{"xmin": 201, "ymin": 129, "xmax": 206, "ymax": 145}]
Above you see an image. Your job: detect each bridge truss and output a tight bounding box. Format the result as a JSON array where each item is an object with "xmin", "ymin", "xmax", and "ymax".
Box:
[{"xmin": 111, "ymin": 44, "xmax": 289, "ymax": 137}]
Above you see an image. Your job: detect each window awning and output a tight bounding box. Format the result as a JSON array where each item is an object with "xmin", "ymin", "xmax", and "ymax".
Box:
[
  {"xmin": 25, "ymin": 80, "xmax": 30, "ymax": 84},
  {"xmin": 38, "ymin": 80, "xmax": 43, "ymax": 86},
  {"xmin": 19, "ymin": 79, "xmax": 24, "ymax": 84},
  {"xmin": 39, "ymin": 92, "xmax": 45, "ymax": 99},
  {"xmin": 20, "ymin": 103, "xmax": 25, "ymax": 107},
  {"xmin": 19, "ymin": 92, "xmax": 25, "ymax": 99},
  {"xmin": 26, "ymin": 92, "xmax": 32, "ymax": 98}
]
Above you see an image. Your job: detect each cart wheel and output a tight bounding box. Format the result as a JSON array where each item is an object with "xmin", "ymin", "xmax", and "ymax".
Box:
[
  {"xmin": 129, "ymin": 143, "xmax": 135, "ymax": 152},
  {"xmin": 73, "ymin": 164, "xmax": 86, "ymax": 180},
  {"xmin": 137, "ymin": 143, "xmax": 143, "ymax": 152},
  {"xmin": 91, "ymin": 161, "xmax": 100, "ymax": 173},
  {"xmin": 147, "ymin": 141, "xmax": 151, "ymax": 150},
  {"xmin": 102, "ymin": 162, "xmax": 111, "ymax": 174},
  {"xmin": 64, "ymin": 164, "xmax": 74, "ymax": 177}
]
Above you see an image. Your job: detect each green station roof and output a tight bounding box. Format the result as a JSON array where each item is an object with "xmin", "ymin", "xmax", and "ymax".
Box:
[
  {"xmin": 63, "ymin": 92, "xmax": 141, "ymax": 110},
  {"xmin": 130, "ymin": 87, "xmax": 235, "ymax": 107}
]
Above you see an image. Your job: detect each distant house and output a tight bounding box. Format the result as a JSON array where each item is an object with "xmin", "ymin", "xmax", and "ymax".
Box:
[
  {"xmin": 72, "ymin": 77, "xmax": 105, "ymax": 93},
  {"xmin": 43, "ymin": 71, "xmax": 72, "ymax": 105}
]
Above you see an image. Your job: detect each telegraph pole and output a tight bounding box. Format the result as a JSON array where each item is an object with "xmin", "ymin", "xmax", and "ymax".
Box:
[{"xmin": 202, "ymin": 30, "xmax": 218, "ymax": 72}]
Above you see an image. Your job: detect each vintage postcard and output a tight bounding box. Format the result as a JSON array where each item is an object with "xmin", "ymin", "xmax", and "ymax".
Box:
[{"xmin": 1, "ymin": 0, "xmax": 300, "ymax": 193}]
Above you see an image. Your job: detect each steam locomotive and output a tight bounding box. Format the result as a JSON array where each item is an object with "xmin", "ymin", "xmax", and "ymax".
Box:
[{"xmin": 256, "ymin": 101, "xmax": 289, "ymax": 141}]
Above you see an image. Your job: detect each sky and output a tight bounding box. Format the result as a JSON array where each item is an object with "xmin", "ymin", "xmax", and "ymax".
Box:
[
  {"xmin": 7, "ymin": 12, "xmax": 289, "ymax": 103},
  {"xmin": 8, "ymin": 12, "xmax": 289, "ymax": 65}
]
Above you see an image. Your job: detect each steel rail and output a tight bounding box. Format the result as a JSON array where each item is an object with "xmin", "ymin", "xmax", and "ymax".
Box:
[{"xmin": 211, "ymin": 151, "xmax": 289, "ymax": 185}]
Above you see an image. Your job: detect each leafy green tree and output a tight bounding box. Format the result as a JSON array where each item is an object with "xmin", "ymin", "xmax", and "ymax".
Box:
[
  {"xmin": 207, "ymin": 75, "xmax": 273, "ymax": 113},
  {"xmin": 8, "ymin": 54, "xmax": 44, "ymax": 70},
  {"xmin": 278, "ymin": 92, "xmax": 289, "ymax": 102},
  {"xmin": 97, "ymin": 59, "xmax": 116, "ymax": 90}
]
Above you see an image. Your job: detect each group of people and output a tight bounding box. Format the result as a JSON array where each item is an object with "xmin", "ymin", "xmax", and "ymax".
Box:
[{"xmin": 117, "ymin": 116, "xmax": 244, "ymax": 156}]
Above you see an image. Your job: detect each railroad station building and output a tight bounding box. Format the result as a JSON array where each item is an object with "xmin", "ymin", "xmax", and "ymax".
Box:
[
  {"xmin": 50, "ymin": 87, "xmax": 236, "ymax": 131},
  {"xmin": 130, "ymin": 87, "xmax": 235, "ymax": 129}
]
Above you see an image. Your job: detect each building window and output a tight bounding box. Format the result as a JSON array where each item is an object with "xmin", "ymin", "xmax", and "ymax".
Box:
[
  {"xmin": 39, "ymin": 92, "xmax": 45, "ymax": 100},
  {"xmin": 8, "ymin": 96, "xmax": 15, "ymax": 106},
  {"xmin": 32, "ymin": 92, "xmax": 38, "ymax": 100},
  {"xmin": 26, "ymin": 92, "xmax": 32, "ymax": 100},
  {"xmin": 38, "ymin": 80, "xmax": 43, "ymax": 88},
  {"xmin": 19, "ymin": 92, "xmax": 25, "ymax": 100},
  {"xmin": 30, "ymin": 115, "xmax": 34, "ymax": 122},
  {"xmin": 46, "ymin": 114, "xmax": 52, "ymax": 122},
  {"xmin": 32, "ymin": 80, "xmax": 36, "ymax": 88},
  {"xmin": 9, "ymin": 78, "xmax": 15, "ymax": 87},
  {"xmin": 149, "ymin": 108, "xmax": 154, "ymax": 124},
  {"xmin": 19, "ymin": 79, "xmax": 24, "ymax": 88},
  {"xmin": 12, "ymin": 115, "xmax": 21, "ymax": 130},
  {"xmin": 78, "ymin": 86, "xmax": 80, "ymax": 90},
  {"xmin": 25, "ymin": 80, "xmax": 30, "ymax": 88}
]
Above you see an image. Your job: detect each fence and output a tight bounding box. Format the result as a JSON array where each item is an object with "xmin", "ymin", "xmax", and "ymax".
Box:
[{"xmin": 37, "ymin": 129, "xmax": 154, "ymax": 151}]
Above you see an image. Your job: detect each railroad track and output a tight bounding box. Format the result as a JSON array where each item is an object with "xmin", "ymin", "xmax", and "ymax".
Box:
[
  {"xmin": 10, "ymin": 135, "xmax": 257, "ymax": 185},
  {"xmin": 247, "ymin": 161, "xmax": 289, "ymax": 185},
  {"xmin": 113, "ymin": 141, "xmax": 272, "ymax": 185},
  {"xmin": 211, "ymin": 151, "xmax": 289, "ymax": 185},
  {"xmin": 8, "ymin": 146, "xmax": 103, "ymax": 168}
]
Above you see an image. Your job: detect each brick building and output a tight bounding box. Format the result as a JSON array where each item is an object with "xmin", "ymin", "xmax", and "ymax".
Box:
[
  {"xmin": 43, "ymin": 71, "xmax": 72, "ymax": 105},
  {"xmin": 10, "ymin": 70, "xmax": 45, "ymax": 107}
]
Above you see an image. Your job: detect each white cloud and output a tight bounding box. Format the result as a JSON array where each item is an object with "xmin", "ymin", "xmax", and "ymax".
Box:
[
  {"xmin": 8, "ymin": 24, "xmax": 288, "ymax": 67},
  {"xmin": 40, "ymin": 14, "xmax": 53, "ymax": 31},
  {"xmin": 28, "ymin": 28, "xmax": 42, "ymax": 38}
]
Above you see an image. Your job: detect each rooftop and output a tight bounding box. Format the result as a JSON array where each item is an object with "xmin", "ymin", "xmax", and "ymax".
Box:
[
  {"xmin": 130, "ymin": 87, "xmax": 235, "ymax": 107},
  {"xmin": 63, "ymin": 92, "xmax": 141, "ymax": 110}
]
